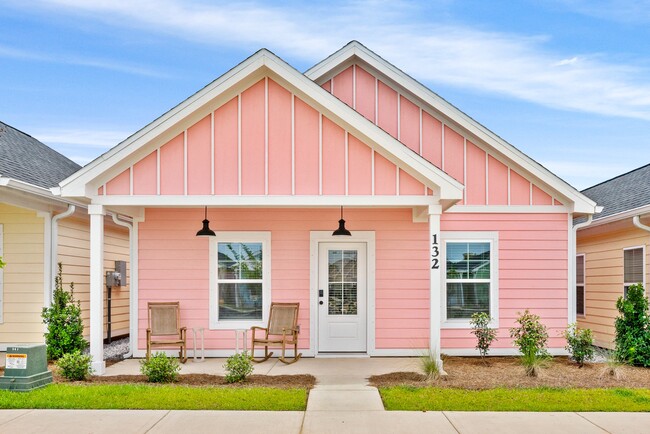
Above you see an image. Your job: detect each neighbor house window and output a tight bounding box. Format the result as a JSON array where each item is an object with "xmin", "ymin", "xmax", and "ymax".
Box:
[
  {"xmin": 442, "ymin": 232, "xmax": 499, "ymax": 327},
  {"xmin": 209, "ymin": 232, "xmax": 271, "ymax": 329},
  {"xmin": 576, "ymin": 254, "xmax": 585, "ymax": 316},
  {"xmin": 624, "ymin": 246, "xmax": 645, "ymax": 297}
]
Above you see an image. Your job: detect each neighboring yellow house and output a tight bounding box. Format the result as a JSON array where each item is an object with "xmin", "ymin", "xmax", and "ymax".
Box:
[
  {"xmin": 577, "ymin": 163, "xmax": 650, "ymax": 349},
  {"xmin": 0, "ymin": 121, "xmax": 130, "ymax": 350}
]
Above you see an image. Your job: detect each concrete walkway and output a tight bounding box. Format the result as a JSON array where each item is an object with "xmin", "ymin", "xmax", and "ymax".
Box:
[{"xmin": 1, "ymin": 357, "xmax": 649, "ymax": 432}]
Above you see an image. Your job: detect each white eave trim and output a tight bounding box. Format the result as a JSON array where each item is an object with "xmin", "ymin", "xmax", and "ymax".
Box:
[
  {"xmin": 58, "ymin": 49, "xmax": 464, "ymax": 203},
  {"xmin": 305, "ymin": 41, "xmax": 597, "ymax": 215},
  {"xmin": 578, "ymin": 204, "xmax": 650, "ymax": 229},
  {"xmin": 0, "ymin": 176, "xmax": 80, "ymax": 208}
]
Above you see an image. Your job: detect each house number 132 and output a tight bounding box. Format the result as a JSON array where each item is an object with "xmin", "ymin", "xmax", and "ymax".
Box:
[{"xmin": 431, "ymin": 234, "xmax": 440, "ymax": 269}]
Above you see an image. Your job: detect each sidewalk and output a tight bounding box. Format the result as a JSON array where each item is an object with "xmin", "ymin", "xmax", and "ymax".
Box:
[{"xmin": 1, "ymin": 357, "xmax": 650, "ymax": 433}]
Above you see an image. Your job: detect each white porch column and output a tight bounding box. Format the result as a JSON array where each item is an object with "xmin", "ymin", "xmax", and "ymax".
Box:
[
  {"xmin": 428, "ymin": 204, "xmax": 443, "ymax": 367},
  {"xmin": 89, "ymin": 204, "xmax": 106, "ymax": 375}
]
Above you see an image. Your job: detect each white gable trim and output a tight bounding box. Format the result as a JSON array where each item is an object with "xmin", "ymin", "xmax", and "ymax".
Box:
[
  {"xmin": 305, "ymin": 41, "xmax": 597, "ymax": 215},
  {"xmin": 59, "ymin": 50, "xmax": 463, "ymax": 205}
]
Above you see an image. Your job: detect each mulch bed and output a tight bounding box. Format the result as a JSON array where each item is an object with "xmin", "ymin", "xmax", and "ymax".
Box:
[
  {"xmin": 369, "ymin": 356, "xmax": 650, "ymax": 389},
  {"xmin": 79, "ymin": 373, "xmax": 316, "ymax": 388}
]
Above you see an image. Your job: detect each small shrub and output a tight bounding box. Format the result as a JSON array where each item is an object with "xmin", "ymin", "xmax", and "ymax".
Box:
[
  {"xmin": 140, "ymin": 352, "xmax": 181, "ymax": 383},
  {"xmin": 509, "ymin": 310, "xmax": 550, "ymax": 377},
  {"xmin": 562, "ymin": 323, "xmax": 594, "ymax": 367},
  {"xmin": 0, "ymin": 256, "xmax": 6, "ymax": 269},
  {"xmin": 470, "ymin": 312, "xmax": 498, "ymax": 361},
  {"xmin": 599, "ymin": 349, "xmax": 625, "ymax": 380},
  {"xmin": 224, "ymin": 352, "xmax": 254, "ymax": 383},
  {"xmin": 57, "ymin": 350, "xmax": 93, "ymax": 381},
  {"xmin": 614, "ymin": 283, "xmax": 650, "ymax": 366},
  {"xmin": 41, "ymin": 263, "xmax": 87, "ymax": 360},
  {"xmin": 419, "ymin": 349, "xmax": 442, "ymax": 382}
]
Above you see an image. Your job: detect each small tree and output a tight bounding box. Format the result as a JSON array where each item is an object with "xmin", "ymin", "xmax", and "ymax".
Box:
[
  {"xmin": 509, "ymin": 310, "xmax": 550, "ymax": 376},
  {"xmin": 42, "ymin": 263, "xmax": 87, "ymax": 360},
  {"xmin": 470, "ymin": 312, "xmax": 498, "ymax": 361},
  {"xmin": 562, "ymin": 323, "xmax": 594, "ymax": 367},
  {"xmin": 615, "ymin": 283, "xmax": 650, "ymax": 366}
]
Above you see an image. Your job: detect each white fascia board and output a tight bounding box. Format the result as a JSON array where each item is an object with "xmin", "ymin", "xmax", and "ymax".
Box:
[
  {"xmin": 578, "ymin": 204, "xmax": 650, "ymax": 229},
  {"xmin": 0, "ymin": 177, "xmax": 81, "ymax": 211},
  {"xmin": 306, "ymin": 42, "xmax": 596, "ymax": 214},
  {"xmin": 59, "ymin": 48, "xmax": 463, "ymax": 202},
  {"xmin": 92, "ymin": 194, "xmax": 439, "ymax": 207}
]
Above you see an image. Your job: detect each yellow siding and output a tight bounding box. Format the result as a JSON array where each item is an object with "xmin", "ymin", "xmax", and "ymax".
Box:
[
  {"xmin": 0, "ymin": 203, "xmax": 45, "ymax": 344},
  {"xmin": 57, "ymin": 217, "xmax": 130, "ymax": 339},
  {"xmin": 577, "ymin": 226, "xmax": 650, "ymax": 349}
]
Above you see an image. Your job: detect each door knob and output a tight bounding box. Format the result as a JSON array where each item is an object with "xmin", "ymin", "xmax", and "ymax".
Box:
[{"xmin": 319, "ymin": 300, "xmax": 324, "ymax": 305}]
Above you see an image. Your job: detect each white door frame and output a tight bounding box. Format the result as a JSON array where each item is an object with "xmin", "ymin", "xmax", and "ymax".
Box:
[{"xmin": 310, "ymin": 231, "xmax": 375, "ymax": 355}]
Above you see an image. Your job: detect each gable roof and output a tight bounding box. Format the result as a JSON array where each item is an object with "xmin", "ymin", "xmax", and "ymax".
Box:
[
  {"xmin": 59, "ymin": 48, "xmax": 464, "ymax": 205},
  {"xmin": 581, "ymin": 163, "xmax": 650, "ymax": 221},
  {"xmin": 305, "ymin": 41, "xmax": 598, "ymax": 215},
  {"xmin": 0, "ymin": 121, "xmax": 81, "ymax": 189}
]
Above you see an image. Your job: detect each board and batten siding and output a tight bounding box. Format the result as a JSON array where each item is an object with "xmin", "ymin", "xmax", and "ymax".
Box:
[
  {"xmin": 138, "ymin": 208, "xmax": 570, "ymax": 352},
  {"xmin": 0, "ymin": 203, "xmax": 45, "ymax": 344},
  {"xmin": 577, "ymin": 226, "xmax": 650, "ymax": 349},
  {"xmin": 440, "ymin": 213, "xmax": 569, "ymax": 350},
  {"xmin": 57, "ymin": 217, "xmax": 130, "ymax": 339}
]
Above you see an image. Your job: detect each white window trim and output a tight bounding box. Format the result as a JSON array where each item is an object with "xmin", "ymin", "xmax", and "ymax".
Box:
[
  {"xmin": 441, "ymin": 231, "xmax": 499, "ymax": 329},
  {"xmin": 576, "ymin": 253, "xmax": 586, "ymax": 317},
  {"xmin": 0, "ymin": 223, "xmax": 3, "ymax": 324},
  {"xmin": 623, "ymin": 245, "xmax": 646, "ymax": 296},
  {"xmin": 209, "ymin": 231, "xmax": 271, "ymax": 330}
]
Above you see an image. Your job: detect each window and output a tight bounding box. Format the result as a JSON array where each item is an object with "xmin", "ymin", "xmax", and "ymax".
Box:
[
  {"xmin": 209, "ymin": 232, "xmax": 271, "ymax": 329},
  {"xmin": 624, "ymin": 247, "xmax": 645, "ymax": 297},
  {"xmin": 442, "ymin": 232, "xmax": 498, "ymax": 327},
  {"xmin": 576, "ymin": 254, "xmax": 585, "ymax": 316}
]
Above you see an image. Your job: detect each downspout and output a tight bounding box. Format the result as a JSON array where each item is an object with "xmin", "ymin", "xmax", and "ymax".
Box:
[
  {"xmin": 49, "ymin": 205, "xmax": 76, "ymax": 306},
  {"xmin": 110, "ymin": 213, "xmax": 134, "ymax": 358},
  {"xmin": 569, "ymin": 214, "xmax": 595, "ymax": 325},
  {"xmin": 633, "ymin": 215, "xmax": 650, "ymax": 233}
]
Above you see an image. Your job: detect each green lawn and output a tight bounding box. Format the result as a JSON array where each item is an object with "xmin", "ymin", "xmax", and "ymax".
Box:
[
  {"xmin": 380, "ymin": 386, "xmax": 650, "ymax": 412},
  {"xmin": 0, "ymin": 384, "xmax": 308, "ymax": 411}
]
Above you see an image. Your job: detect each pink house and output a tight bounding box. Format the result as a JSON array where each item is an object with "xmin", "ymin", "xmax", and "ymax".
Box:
[{"xmin": 58, "ymin": 42, "xmax": 597, "ymax": 374}]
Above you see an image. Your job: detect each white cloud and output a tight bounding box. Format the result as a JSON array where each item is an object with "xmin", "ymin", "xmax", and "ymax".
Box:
[
  {"xmin": 30, "ymin": 127, "xmax": 130, "ymax": 151},
  {"xmin": 541, "ymin": 160, "xmax": 632, "ymax": 190},
  {"xmin": 13, "ymin": 0, "xmax": 650, "ymax": 121}
]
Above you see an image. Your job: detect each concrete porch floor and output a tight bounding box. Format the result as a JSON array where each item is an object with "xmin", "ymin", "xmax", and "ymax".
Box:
[{"xmin": 105, "ymin": 356, "xmax": 421, "ymax": 386}]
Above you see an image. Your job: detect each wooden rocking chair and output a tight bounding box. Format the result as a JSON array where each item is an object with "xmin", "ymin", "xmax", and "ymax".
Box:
[
  {"xmin": 251, "ymin": 302, "xmax": 302, "ymax": 364},
  {"xmin": 146, "ymin": 301, "xmax": 187, "ymax": 363}
]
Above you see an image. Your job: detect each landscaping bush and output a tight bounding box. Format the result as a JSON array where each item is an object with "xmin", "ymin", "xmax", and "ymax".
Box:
[
  {"xmin": 224, "ymin": 352, "xmax": 254, "ymax": 383},
  {"xmin": 41, "ymin": 263, "xmax": 87, "ymax": 360},
  {"xmin": 57, "ymin": 350, "xmax": 93, "ymax": 381},
  {"xmin": 509, "ymin": 309, "xmax": 550, "ymax": 376},
  {"xmin": 562, "ymin": 323, "xmax": 594, "ymax": 367},
  {"xmin": 615, "ymin": 283, "xmax": 650, "ymax": 366},
  {"xmin": 140, "ymin": 352, "xmax": 181, "ymax": 383},
  {"xmin": 0, "ymin": 256, "xmax": 6, "ymax": 269},
  {"xmin": 419, "ymin": 349, "xmax": 442, "ymax": 382},
  {"xmin": 470, "ymin": 312, "xmax": 498, "ymax": 360}
]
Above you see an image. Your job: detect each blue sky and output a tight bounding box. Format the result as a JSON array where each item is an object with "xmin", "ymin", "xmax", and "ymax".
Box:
[{"xmin": 2, "ymin": 0, "xmax": 650, "ymax": 190}]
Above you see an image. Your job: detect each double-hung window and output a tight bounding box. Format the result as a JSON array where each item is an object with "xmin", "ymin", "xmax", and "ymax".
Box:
[
  {"xmin": 624, "ymin": 246, "xmax": 645, "ymax": 297},
  {"xmin": 209, "ymin": 232, "xmax": 271, "ymax": 329},
  {"xmin": 576, "ymin": 254, "xmax": 585, "ymax": 316},
  {"xmin": 442, "ymin": 232, "xmax": 499, "ymax": 327}
]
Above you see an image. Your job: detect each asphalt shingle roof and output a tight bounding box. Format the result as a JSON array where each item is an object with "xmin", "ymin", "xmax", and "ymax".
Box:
[
  {"xmin": 581, "ymin": 163, "xmax": 650, "ymax": 220},
  {"xmin": 0, "ymin": 121, "xmax": 81, "ymax": 189}
]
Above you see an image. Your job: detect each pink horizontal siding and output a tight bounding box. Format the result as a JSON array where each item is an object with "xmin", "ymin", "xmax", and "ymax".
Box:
[{"xmin": 440, "ymin": 212, "xmax": 569, "ymax": 350}]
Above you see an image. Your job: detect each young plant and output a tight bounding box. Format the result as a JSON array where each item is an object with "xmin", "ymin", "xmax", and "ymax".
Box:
[
  {"xmin": 470, "ymin": 312, "xmax": 498, "ymax": 361},
  {"xmin": 419, "ymin": 349, "xmax": 442, "ymax": 382},
  {"xmin": 224, "ymin": 352, "xmax": 254, "ymax": 383},
  {"xmin": 599, "ymin": 349, "xmax": 625, "ymax": 380},
  {"xmin": 41, "ymin": 263, "xmax": 87, "ymax": 360},
  {"xmin": 0, "ymin": 256, "xmax": 6, "ymax": 269},
  {"xmin": 562, "ymin": 323, "xmax": 594, "ymax": 367},
  {"xmin": 614, "ymin": 283, "xmax": 650, "ymax": 366},
  {"xmin": 509, "ymin": 310, "xmax": 550, "ymax": 377},
  {"xmin": 140, "ymin": 352, "xmax": 181, "ymax": 383},
  {"xmin": 57, "ymin": 350, "xmax": 93, "ymax": 381}
]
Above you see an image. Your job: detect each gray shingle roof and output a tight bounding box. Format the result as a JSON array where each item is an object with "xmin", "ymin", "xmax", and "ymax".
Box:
[
  {"xmin": 581, "ymin": 163, "xmax": 650, "ymax": 220},
  {"xmin": 0, "ymin": 121, "xmax": 81, "ymax": 189}
]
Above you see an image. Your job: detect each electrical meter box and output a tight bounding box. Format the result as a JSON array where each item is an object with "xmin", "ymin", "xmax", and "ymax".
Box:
[{"xmin": 0, "ymin": 344, "xmax": 53, "ymax": 391}]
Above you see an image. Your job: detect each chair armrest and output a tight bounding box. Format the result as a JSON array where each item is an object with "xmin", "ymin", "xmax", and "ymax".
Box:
[
  {"xmin": 250, "ymin": 326, "xmax": 267, "ymax": 331},
  {"xmin": 251, "ymin": 326, "xmax": 268, "ymax": 339}
]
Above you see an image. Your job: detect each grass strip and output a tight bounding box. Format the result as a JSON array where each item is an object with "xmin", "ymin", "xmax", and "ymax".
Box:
[
  {"xmin": 0, "ymin": 384, "xmax": 307, "ymax": 411},
  {"xmin": 380, "ymin": 386, "xmax": 650, "ymax": 412}
]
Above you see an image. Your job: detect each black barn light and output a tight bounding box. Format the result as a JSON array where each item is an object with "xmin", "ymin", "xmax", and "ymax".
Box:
[
  {"xmin": 332, "ymin": 206, "xmax": 352, "ymax": 236},
  {"xmin": 196, "ymin": 206, "xmax": 216, "ymax": 237}
]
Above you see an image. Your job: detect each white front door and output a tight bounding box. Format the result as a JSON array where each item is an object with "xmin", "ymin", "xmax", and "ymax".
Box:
[{"xmin": 318, "ymin": 242, "xmax": 367, "ymax": 352}]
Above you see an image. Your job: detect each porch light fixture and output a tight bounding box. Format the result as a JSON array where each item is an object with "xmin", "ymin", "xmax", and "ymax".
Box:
[
  {"xmin": 196, "ymin": 206, "xmax": 216, "ymax": 237},
  {"xmin": 332, "ymin": 206, "xmax": 352, "ymax": 237}
]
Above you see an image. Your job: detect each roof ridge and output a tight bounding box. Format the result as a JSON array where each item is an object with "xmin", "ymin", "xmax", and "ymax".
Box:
[{"xmin": 582, "ymin": 162, "xmax": 650, "ymax": 192}]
